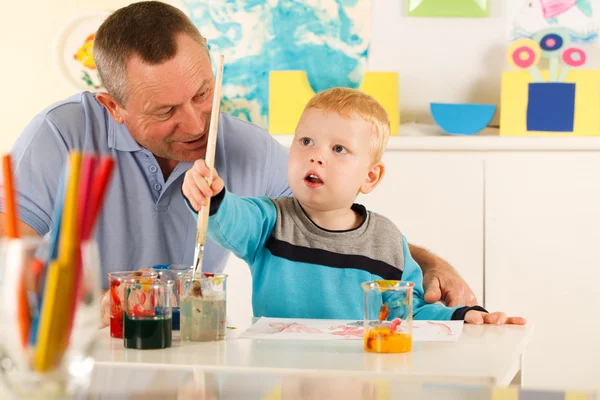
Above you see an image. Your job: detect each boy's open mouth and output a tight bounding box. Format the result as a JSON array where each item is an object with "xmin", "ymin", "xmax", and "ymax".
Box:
[{"xmin": 304, "ymin": 172, "xmax": 323, "ymax": 184}]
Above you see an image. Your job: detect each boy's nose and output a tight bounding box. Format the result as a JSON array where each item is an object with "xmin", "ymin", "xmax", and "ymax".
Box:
[{"xmin": 309, "ymin": 155, "xmax": 324, "ymax": 165}]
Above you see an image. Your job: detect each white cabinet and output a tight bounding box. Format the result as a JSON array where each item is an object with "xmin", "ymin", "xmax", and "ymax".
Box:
[
  {"xmin": 485, "ymin": 154, "xmax": 600, "ymax": 390},
  {"xmin": 357, "ymin": 152, "xmax": 485, "ymax": 304}
]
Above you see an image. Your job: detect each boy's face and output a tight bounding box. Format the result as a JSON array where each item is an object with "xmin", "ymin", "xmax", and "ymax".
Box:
[{"xmin": 288, "ymin": 108, "xmax": 383, "ymax": 212}]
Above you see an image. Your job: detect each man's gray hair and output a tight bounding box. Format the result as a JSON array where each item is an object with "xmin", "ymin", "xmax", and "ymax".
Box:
[{"xmin": 93, "ymin": 1, "xmax": 209, "ymax": 106}]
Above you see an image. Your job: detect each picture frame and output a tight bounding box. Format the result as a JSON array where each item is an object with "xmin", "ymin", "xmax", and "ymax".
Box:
[{"xmin": 407, "ymin": 0, "xmax": 489, "ymax": 18}]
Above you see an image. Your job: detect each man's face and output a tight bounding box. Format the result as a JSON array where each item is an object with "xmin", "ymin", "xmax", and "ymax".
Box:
[{"xmin": 119, "ymin": 34, "xmax": 215, "ymax": 162}]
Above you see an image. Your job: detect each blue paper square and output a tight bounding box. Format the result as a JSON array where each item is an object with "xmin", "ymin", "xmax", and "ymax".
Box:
[{"xmin": 526, "ymin": 83, "xmax": 576, "ymax": 132}]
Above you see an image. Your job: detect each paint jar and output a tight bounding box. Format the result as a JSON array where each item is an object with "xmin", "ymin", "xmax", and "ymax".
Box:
[
  {"xmin": 123, "ymin": 280, "xmax": 173, "ymax": 350},
  {"xmin": 180, "ymin": 274, "xmax": 227, "ymax": 342},
  {"xmin": 149, "ymin": 264, "xmax": 194, "ymax": 331},
  {"xmin": 107, "ymin": 271, "xmax": 159, "ymax": 339},
  {"xmin": 0, "ymin": 237, "xmax": 101, "ymax": 397},
  {"xmin": 361, "ymin": 280, "xmax": 413, "ymax": 353}
]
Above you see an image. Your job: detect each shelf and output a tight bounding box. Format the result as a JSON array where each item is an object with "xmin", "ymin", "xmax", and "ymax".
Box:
[{"xmin": 271, "ymin": 123, "xmax": 600, "ymax": 152}]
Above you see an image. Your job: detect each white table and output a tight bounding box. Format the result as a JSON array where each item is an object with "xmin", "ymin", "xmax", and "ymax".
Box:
[{"xmin": 94, "ymin": 321, "xmax": 534, "ymax": 387}]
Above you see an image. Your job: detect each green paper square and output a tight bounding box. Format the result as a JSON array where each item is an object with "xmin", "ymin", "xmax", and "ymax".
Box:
[{"xmin": 407, "ymin": 0, "xmax": 489, "ymax": 18}]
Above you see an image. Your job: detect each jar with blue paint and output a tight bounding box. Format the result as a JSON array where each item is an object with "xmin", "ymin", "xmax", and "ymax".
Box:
[{"xmin": 149, "ymin": 264, "xmax": 194, "ymax": 331}]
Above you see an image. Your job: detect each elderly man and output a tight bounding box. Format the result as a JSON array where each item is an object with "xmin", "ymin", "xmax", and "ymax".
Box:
[{"xmin": 1, "ymin": 1, "xmax": 477, "ymax": 322}]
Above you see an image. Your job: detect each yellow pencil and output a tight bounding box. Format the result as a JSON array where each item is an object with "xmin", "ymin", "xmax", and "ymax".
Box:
[{"xmin": 33, "ymin": 152, "xmax": 81, "ymax": 372}]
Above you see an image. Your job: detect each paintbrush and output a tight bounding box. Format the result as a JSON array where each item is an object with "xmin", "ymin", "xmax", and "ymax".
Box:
[{"xmin": 192, "ymin": 54, "xmax": 225, "ymax": 281}]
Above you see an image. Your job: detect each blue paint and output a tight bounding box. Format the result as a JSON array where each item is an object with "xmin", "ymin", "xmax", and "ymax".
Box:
[
  {"xmin": 527, "ymin": 83, "xmax": 576, "ymax": 132},
  {"xmin": 431, "ymin": 103, "xmax": 496, "ymax": 135},
  {"xmin": 172, "ymin": 308, "xmax": 180, "ymax": 331},
  {"xmin": 184, "ymin": 0, "xmax": 369, "ymax": 127}
]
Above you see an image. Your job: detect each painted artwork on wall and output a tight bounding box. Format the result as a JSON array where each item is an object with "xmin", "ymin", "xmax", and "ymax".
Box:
[
  {"xmin": 500, "ymin": 27, "xmax": 600, "ymax": 136},
  {"xmin": 507, "ymin": 0, "xmax": 599, "ymax": 45},
  {"xmin": 54, "ymin": 11, "xmax": 110, "ymax": 91},
  {"xmin": 181, "ymin": 0, "xmax": 373, "ymax": 129},
  {"xmin": 407, "ymin": 0, "xmax": 489, "ymax": 18}
]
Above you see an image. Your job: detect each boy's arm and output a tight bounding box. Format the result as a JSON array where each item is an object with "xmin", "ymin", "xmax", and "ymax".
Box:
[
  {"xmin": 188, "ymin": 188, "xmax": 278, "ymax": 264},
  {"xmin": 391, "ymin": 236, "xmax": 486, "ymax": 321}
]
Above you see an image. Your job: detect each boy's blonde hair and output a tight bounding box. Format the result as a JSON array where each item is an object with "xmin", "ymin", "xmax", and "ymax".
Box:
[{"xmin": 302, "ymin": 87, "xmax": 390, "ymax": 163}]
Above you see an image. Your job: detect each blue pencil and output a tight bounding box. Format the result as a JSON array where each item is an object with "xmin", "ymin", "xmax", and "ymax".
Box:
[{"xmin": 29, "ymin": 164, "xmax": 68, "ymax": 346}]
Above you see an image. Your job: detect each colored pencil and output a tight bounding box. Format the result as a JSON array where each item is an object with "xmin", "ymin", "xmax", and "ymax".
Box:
[
  {"xmin": 82, "ymin": 156, "xmax": 115, "ymax": 241},
  {"xmin": 29, "ymin": 164, "xmax": 68, "ymax": 346},
  {"xmin": 34, "ymin": 152, "xmax": 81, "ymax": 372}
]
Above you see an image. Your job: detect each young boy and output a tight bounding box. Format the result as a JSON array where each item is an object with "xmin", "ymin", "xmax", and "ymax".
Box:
[{"xmin": 182, "ymin": 88, "xmax": 525, "ymax": 325}]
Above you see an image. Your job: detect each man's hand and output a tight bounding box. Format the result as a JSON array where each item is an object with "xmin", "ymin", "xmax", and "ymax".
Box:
[
  {"xmin": 182, "ymin": 160, "xmax": 224, "ymax": 212},
  {"xmin": 465, "ymin": 310, "xmax": 526, "ymax": 325},
  {"xmin": 409, "ymin": 244, "xmax": 478, "ymax": 307}
]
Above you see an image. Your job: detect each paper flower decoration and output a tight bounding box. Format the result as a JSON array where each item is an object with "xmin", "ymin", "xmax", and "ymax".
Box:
[
  {"xmin": 533, "ymin": 28, "xmax": 571, "ymax": 58},
  {"xmin": 562, "ymin": 47, "xmax": 586, "ymax": 67},
  {"xmin": 532, "ymin": 28, "xmax": 573, "ymax": 82},
  {"xmin": 507, "ymin": 39, "xmax": 544, "ymax": 82},
  {"xmin": 557, "ymin": 46, "xmax": 587, "ymax": 82}
]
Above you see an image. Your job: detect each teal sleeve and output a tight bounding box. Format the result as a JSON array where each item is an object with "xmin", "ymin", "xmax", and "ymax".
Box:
[
  {"xmin": 394, "ymin": 235, "xmax": 460, "ymax": 320},
  {"xmin": 198, "ymin": 189, "xmax": 277, "ymax": 264}
]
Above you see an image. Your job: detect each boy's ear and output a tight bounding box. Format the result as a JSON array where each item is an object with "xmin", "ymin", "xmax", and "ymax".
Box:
[
  {"xmin": 96, "ymin": 92, "xmax": 126, "ymax": 124},
  {"xmin": 359, "ymin": 162, "xmax": 385, "ymax": 195}
]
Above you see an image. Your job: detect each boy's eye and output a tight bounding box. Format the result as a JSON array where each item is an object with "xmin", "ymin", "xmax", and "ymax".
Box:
[
  {"xmin": 333, "ymin": 145, "xmax": 347, "ymax": 154},
  {"xmin": 301, "ymin": 138, "xmax": 313, "ymax": 146}
]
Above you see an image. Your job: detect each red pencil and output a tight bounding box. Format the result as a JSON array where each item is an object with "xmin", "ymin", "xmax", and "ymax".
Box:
[
  {"xmin": 82, "ymin": 156, "xmax": 115, "ymax": 241},
  {"xmin": 77, "ymin": 155, "xmax": 97, "ymax": 242}
]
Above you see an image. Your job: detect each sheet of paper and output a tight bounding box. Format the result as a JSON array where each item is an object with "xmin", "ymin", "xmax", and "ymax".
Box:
[
  {"xmin": 506, "ymin": 0, "xmax": 599, "ymax": 46},
  {"xmin": 240, "ymin": 318, "xmax": 463, "ymax": 342}
]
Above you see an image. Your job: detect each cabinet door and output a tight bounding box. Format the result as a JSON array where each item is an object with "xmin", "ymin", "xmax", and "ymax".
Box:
[
  {"xmin": 485, "ymin": 154, "xmax": 600, "ymax": 390},
  {"xmin": 358, "ymin": 152, "xmax": 485, "ymax": 303}
]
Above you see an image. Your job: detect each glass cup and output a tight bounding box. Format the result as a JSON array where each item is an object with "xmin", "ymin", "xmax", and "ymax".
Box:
[
  {"xmin": 361, "ymin": 280, "xmax": 413, "ymax": 354},
  {"xmin": 123, "ymin": 280, "xmax": 173, "ymax": 350},
  {"xmin": 180, "ymin": 274, "xmax": 227, "ymax": 342},
  {"xmin": 107, "ymin": 271, "xmax": 159, "ymax": 339},
  {"xmin": 149, "ymin": 264, "xmax": 194, "ymax": 331},
  {"xmin": 0, "ymin": 237, "xmax": 101, "ymax": 397}
]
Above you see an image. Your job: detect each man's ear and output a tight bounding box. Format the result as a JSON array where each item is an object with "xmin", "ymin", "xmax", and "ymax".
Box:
[
  {"xmin": 96, "ymin": 92, "xmax": 125, "ymax": 124},
  {"xmin": 359, "ymin": 162, "xmax": 385, "ymax": 195}
]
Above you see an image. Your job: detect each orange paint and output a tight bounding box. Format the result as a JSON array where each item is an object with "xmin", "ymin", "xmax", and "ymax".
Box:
[{"xmin": 364, "ymin": 326, "xmax": 412, "ymax": 353}]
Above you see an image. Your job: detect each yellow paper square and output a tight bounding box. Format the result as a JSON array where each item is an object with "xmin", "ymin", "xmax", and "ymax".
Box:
[
  {"xmin": 500, "ymin": 70, "xmax": 600, "ymax": 136},
  {"xmin": 269, "ymin": 71, "xmax": 399, "ymax": 135}
]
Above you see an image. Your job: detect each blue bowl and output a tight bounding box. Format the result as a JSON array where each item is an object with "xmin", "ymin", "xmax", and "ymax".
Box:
[{"xmin": 430, "ymin": 103, "xmax": 496, "ymax": 135}]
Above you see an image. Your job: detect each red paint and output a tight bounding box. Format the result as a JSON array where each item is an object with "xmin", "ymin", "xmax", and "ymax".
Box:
[{"xmin": 110, "ymin": 314, "xmax": 123, "ymax": 338}]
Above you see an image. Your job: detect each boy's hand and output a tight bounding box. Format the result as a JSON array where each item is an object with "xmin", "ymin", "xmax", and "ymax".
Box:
[
  {"xmin": 465, "ymin": 310, "xmax": 526, "ymax": 325},
  {"xmin": 182, "ymin": 160, "xmax": 225, "ymax": 212}
]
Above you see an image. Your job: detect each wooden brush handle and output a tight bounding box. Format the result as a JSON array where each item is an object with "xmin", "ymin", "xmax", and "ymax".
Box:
[{"xmin": 195, "ymin": 55, "xmax": 225, "ymax": 245}]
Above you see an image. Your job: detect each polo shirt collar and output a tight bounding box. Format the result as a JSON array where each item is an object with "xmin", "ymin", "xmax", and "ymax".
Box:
[{"xmin": 107, "ymin": 113, "xmax": 143, "ymax": 152}]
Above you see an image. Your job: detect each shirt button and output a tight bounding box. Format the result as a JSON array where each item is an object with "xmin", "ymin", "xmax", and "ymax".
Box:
[
  {"xmin": 154, "ymin": 183, "xmax": 162, "ymax": 191},
  {"xmin": 149, "ymin": 165, "xmax": 158, "ymax": 173}
]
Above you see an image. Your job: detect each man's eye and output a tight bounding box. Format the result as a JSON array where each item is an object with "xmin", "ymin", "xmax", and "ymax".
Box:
[
  {"xmin": 161, "ymin": 108, "xmax": 173, "ymax": 115},
  {"xmin": 194, "ymin": 91, "xmax": 207, "ymax": 100},
  {"xmin": 333, "ymin": 145, "xmax": 346, "ymax": 153}
]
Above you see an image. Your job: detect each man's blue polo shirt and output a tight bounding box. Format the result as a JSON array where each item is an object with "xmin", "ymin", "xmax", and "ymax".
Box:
[{"xmin": 3, "ymin": 92, "xmax": 291, "ymax": 286}]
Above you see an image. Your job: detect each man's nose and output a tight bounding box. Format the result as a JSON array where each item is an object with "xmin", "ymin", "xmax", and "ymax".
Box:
[{"xmin": 177, "ymin": 103, "xmax": 203, "ymax": 134}]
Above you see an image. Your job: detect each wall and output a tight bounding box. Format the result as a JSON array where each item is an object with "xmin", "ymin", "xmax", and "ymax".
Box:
[{"xmin": 2, "ymin": 1, "xmax": 599, "ymax": 152}]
